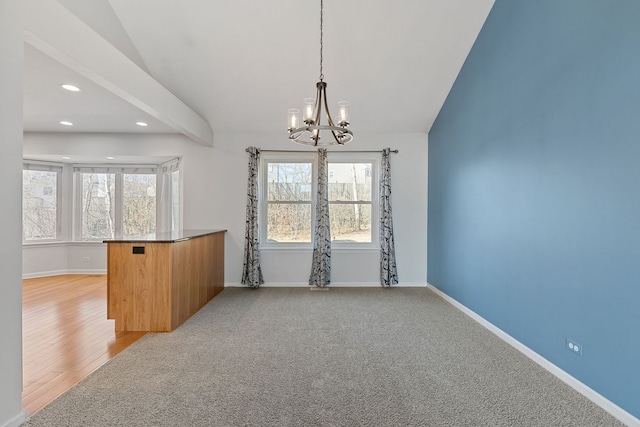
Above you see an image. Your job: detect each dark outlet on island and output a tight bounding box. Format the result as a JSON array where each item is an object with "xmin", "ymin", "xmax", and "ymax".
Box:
[{"xmin": 132, "ymin": 246, "xmax": 145, "ymax": 254}]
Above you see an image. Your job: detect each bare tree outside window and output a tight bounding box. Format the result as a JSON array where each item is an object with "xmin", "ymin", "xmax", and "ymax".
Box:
[
  {"xmin": 81, "ymin": 173, "xmax": 116, "ymax": 239},
  {"xmin": 328, "ymin": 163, "xmax": 372, "ymax": 242},
  {"xmin": 23, "ymin": 170, "xmax": 58, "ymax": 240},
  {"xmin": 262, "ymin": 160, "xmax": 374, "ymax": 244},
  {"xmin": 266, "ymin": 162, "xmax": 313, "ymax": 242},
  {"xmin": 23, "ymin": 165, "xmax": 172, "ymax": 242},
  {"xmin": 123, "ymin": 174, "xmax": 156, "ymax": 238}
]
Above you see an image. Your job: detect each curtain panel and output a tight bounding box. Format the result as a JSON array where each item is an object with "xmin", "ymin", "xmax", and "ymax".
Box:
[
  {"xmin": 380, "ymin": 148, "xmax": 399, "ymax": 287},
  {"xmin": 241, "ymin": 146, "xmax": 264, "ymax": 288},
  {"xmin": 309, "ymin": 148, "xmax": 331, "ymax": 287}
]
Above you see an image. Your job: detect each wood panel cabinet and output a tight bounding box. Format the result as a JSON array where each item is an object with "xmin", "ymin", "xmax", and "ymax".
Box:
[{"xmin": 106, "ymin": 230, "xmax": 225, "ymax": 332}]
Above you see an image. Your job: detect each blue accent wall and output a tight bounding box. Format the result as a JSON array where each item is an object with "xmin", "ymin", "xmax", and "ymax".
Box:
[{"xmin": 428, "ymin": 0, "xmax": 640, "ymax": 418}]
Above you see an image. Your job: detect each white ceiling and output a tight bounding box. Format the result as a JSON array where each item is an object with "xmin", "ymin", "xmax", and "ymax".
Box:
[
  {"xmin": 23, "ymin": 0, "xmax": 495, "ymax": 139},
  {"xmin": 23, "ymin": 43, "xmax": 176, "ymax": 133}
]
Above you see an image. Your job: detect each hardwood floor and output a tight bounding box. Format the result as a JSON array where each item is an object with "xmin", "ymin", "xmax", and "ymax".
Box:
[{"xmin": 22, "ymin": 274, "xmax": 146, "ymax": 415}]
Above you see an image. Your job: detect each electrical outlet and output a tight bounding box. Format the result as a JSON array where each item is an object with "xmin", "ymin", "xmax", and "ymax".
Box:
[
  {"xmin": 82, "ymin": 256, "xmax": 91, "ymax": 262},
  {"xmin": 566, "ymin": 338, "xmax": 583, "ymax": 356}
]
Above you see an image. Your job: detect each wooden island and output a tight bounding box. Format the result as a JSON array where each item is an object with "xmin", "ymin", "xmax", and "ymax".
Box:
[{"xmin": 104, "ymin": 229, "xmax": 226, "ymax": 332}]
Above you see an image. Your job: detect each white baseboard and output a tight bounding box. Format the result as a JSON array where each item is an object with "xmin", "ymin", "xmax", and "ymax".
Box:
[
  {"xmin": 22, "ymin": 269, "xmax": 68, "ymax": 279},
  {"xmin": 2, "ymin": 409, "xmax": 28, "ymax": 427},
  {"xmin": 22, "ymin": 269, "xmax": 106, "ymax": 279},
  {"xmin": 225, "ymin": 282, "xmax": 428, "ymax": 288},
  {"xmin": 427, "ymin": 284, "xmax": 640, "ymax": 427},
  {"xmin": 394, "ymin": 282, "xmax": 428, "ymax": 287},
  {"xmin": 68, "ymin": 269, "xmax": 106, "ymax": 275}
]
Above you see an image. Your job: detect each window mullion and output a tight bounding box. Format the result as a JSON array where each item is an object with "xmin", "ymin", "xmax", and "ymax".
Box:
[
  {"xmin": 267, "ymin": 200, "xmax": 313, "ymax": 205},
  {"xmin": 328, "ymin": 201, "xmax": 372, "ymax": 205},
  {"xmin": 74, "ymin": 172, "xmax": 82, "ymax": 240},
  {"xmin": 157, "ymin": 169, "xmax": 167, "ymax": 233},
  {"xmin": 311, "ymin": 155, "xmax": 318, "ymax": 237},
  {"xmin": 114, "ymin": 173, "xmax": 123, "ymax": 239},
  {"xmin": 55, "ymin": 167, "xmax": 62, "ymax": 239}
]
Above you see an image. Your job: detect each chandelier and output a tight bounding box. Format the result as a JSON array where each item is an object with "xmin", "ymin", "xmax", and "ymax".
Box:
[{"xmin": 287, "ymin": 0, "xmax": 353, "ymax": 146}]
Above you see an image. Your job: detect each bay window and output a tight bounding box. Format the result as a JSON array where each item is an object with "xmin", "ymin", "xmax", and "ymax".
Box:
[{"xmin": 23, "ymin": 159, "xmax": 180, "ymax": 244}]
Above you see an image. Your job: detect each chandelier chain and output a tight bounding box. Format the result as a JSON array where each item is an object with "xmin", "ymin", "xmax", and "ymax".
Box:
[
  {"xmin": 319, "ymin": 0, "xmax": 324, "ymax": 81},
  {"xmin": 287, "ymin": 0, "xmax": 352, "ymax": 146}
]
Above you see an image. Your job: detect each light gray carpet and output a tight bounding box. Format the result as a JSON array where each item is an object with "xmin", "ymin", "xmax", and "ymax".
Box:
[{"xmin": 27, "ymin": 288, "xmax": 622, "ymax": 426}]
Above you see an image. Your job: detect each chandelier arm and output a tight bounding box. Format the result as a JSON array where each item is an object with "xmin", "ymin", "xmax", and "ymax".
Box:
[
  {"xmin": 321, "ymin": 84, "xmax": 343, "ymax": 146},
  {"xmin": 314, "ymin": 83, "xmax": 323, "ymax": 128},
  {"xmin": 331, "ymin": 130, "xmax": 345, "ymax": 145},
  {"xmin": 322, "ymin": 84, "xmax": 335, "ymax": 128},
  {"xmin": 288, "ymin": 125, "xmax": 353, "ymax": 146}
]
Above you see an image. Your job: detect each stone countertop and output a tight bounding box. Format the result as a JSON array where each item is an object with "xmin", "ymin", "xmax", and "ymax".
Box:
[{"xmin": 103, "ymin": 229, "xmax": 226, "ymax": 244}]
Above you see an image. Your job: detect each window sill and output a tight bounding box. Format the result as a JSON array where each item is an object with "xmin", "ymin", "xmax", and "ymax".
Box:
[
  {"xmin": 23, "ymin": 240, "xmax": 67, "ymax": 248},
  {"xmin": 23, "ymin": 240, "xmax": 106, "ymax": 247},
  {"xmin": 261, "ymin": 245, "xmax": 380, "ymax": 253}
]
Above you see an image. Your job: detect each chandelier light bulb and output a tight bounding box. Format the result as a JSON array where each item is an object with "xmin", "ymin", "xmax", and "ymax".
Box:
[
  {"xmin": 288, "ymin": 109, "xmax": 300, "ymax": 131},
  {"xmin": 303, "ymin": 98, "xmax": 316, "ymax": 124},
  {"xmin": 337, "ymin": 101, "xmax": 350, "ymax": 127}
]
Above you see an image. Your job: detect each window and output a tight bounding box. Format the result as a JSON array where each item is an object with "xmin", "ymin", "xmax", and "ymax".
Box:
[
  {"xmin": 22, "ymin": 159, "xmax": 180, "ymax": 244},
  {"xmin": 260, "ymin": 153, "xmax": 378, "ymax": 247},
  {"xmin": 79, "ymin": 172, "xmax": 116, "ymax": 239},
  {"xmin": 159, "ymin": 159, "xmax": 181, "ymax": 233},
  {"xmin": 263, "ymin": 160, "xmax": 314, "ymax": 243},
  {"xmin": 75, "ymin": 166, "xmax": 158, "ymax": 240},
  {"xmin": 123, "ymin": 174, "xmax": 156, "ymax": 238},
  {"xmin": 328, "ymin": 162, "xmax": 373, "ymax": 243},
  {"xmin": 23, "ymin": 162, "xmax": 62, "ymax": 241}
]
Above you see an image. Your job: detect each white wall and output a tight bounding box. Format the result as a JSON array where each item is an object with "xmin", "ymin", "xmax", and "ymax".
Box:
[
  {"xmin": 22, "ymin": 132, "xmax": 220, "ymax": 277},
  {"xmin": 22, "ymin": 243, "xmax": 108, "ymax": 278},
  {"xmin": 209, "ymin": 132, "xmax": 428, "ymax": 286},
  {"xmin": 0, "ymin": 1, "xmax": 28, "ymax": 425}
]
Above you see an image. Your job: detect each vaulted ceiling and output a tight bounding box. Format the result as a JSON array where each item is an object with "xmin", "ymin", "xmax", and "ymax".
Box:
[{"xmin": 23, "ymin": 0, "xmax": 495, "ymax": 144}]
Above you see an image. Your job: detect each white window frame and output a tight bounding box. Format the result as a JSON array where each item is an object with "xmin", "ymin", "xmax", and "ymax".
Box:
[
  {"xmin": 158, "ymin": 158, "xmax": 182, "ymax": 233},
  {"xmin": 22, "ymin": 160, "xmax": 63, "ymax": 242},
  {"xmin": 258, "ymin": 152, "xmax": 380, "ymax": 250},
  {"xmin": 260, "ymin": 152, "xmax": 317, "ymax": 249},
  {"xmin": 73, "ymin": 164, "xmax": 159, "ymax": 241},
  {"xmin": 327, "ymin": 153, "xmax": 380, "ymax": 249}
]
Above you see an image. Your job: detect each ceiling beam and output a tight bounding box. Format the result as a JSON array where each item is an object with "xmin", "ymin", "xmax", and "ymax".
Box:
[{"xmin": 23, "ymin": 0, "xmax": 214, "ymax": 146}]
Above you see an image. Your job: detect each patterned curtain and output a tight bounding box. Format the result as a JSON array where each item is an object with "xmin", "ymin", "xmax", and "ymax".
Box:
[
  {"xmin": 380, "ymin": 148, "xmax": 398, "ymax": 287},
  {"xmin": 241, "ymin": 147, "xmax": 264, "ymax": 288},
  {"xmin": 309, "ymin": 148, "xmax": 331, "ymax": 287}
]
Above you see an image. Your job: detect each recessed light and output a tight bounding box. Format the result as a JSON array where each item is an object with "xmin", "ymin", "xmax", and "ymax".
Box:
[
  {"xmin": 106, "ymin": 156, "xmax": 115, "ymax": 160},
  {"xmin": 62, "ymin": 156, "xmax": 71, "ymax": 160},
  {"xmin": 59, "ymin": 121, "xmax": 73, "ymax": 126},
  {"xmin": 136, "ymin": 121, "xmax": 148, "ymax": 127},
  {"xmin": 61, "ymin": 84, "xmax": 80, "ymax": 92}
]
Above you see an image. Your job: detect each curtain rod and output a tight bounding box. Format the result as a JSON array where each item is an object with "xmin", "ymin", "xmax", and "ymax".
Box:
[{"xmin": 246, "ymin": 148, "xmax": 398, "ymax": 153}]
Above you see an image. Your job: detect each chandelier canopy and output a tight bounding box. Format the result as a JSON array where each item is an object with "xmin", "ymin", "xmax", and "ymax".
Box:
[{"xmin": 287, "ymin": 0, "xmax": 353, "ymax": 146}]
